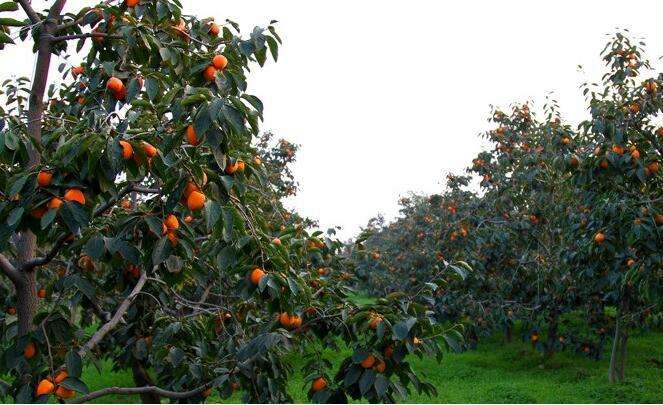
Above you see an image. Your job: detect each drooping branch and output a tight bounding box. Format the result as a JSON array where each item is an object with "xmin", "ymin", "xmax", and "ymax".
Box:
[
  {"xmin": 78, "ymin": 270, "xmax": 147, "ymax": 359},
  {"xmin": 70, "ymin": 382, "xmax": 211, "ymax": 404},
  {"xmin": 0, "ymin": 253, "xmax": 23, "ymax": 285},
  {"xmin": 15, "ymin": 0, "xmax": 41, "ymax": 24},
  {"xmin": 50, "ymin": 32, "xmax": 122, "ymax": 42}
]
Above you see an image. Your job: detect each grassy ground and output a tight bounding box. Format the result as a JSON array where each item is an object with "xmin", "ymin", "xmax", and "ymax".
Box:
[{"xmin": 78, "ymin": 329, "xmax": 663, "ymax": 403}]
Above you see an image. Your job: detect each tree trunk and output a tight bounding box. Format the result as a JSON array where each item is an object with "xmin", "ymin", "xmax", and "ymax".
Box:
[
  {"xmin": 608, "ymin": 317, "xmax": 620, "ymax": 383},
  {"xmin": 13, "ymin": 1, "xmax": 66, "ymax": 338},
  {"xmin": 617, "ymin": 332, "xmax": 628, "ymax": 381},
  {"xmin": 505, "ymin": 324, "xmax": 513, "ymax": 343},
  {"xmin": 132, "ymin": 360, "xmax": 161, "ymax": 403}
]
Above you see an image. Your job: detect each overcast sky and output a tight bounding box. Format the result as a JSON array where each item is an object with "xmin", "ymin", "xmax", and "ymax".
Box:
[{"xmin": 2, "ymin": 1, "xmax": 663, "ymax": 239}]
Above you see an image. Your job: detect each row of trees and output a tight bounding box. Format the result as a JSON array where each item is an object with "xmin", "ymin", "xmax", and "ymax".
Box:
[
  {"xmin": 0, "ymin": 0, "xmax": 462, "ymax": 403},
  {"xmin": 353, "ymin": 32, "xmax": 662, "ymax": 383}
]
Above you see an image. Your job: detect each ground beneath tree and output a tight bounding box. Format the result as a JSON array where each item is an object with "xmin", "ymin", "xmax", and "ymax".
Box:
[{"xmin": 81, "ymin": 330, "xmax": 662, "ymax": 403}]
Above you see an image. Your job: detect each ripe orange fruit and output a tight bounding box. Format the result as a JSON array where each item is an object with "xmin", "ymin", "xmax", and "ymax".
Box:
[
  {"xmin": 648, "ymin": 161, "xmax": 660, "ymax": 173},
  {"xmin": 120, "ymin": 199, "xmax": 132, "ymax": 209},
  {"xmin": 142, "ymin": 141, "xmax": 158, "ymax": 158},
  {"xmin": 311, "ymin": 377, "xmax": 327, "ymax": 392},
  {"xmin": 208, "ymin": 22, "xmax": 220, "ymax": 36},
  {"xmin": 6, "ymin": 307, "xmax": 16, "ymax": 315},
  {"xmin": 225, "ymin": 161, "xmax": 238, "ymax": 174},
  {"xmin": 657, "ymin": 127, "xmax": 663, "ymax": 138},
  {"xmin": 112, "ymin": 86, "xmax": 126, "ymax": 101},
  {"xmin": 36, "ymin": 379, "xmax": 55, "ymax": 396},
  {"xmin": 375, "ymin": 360, "xmax": 386, "ymax": 373},
  {"xmin": 612, "ymin": 145, "xmax": 624, "ymax": 155},
  {"xmin": 384, "ymin": 345, "xmax": 394, "ymax": 358},
  {"xmin": 279, "ymin": 312, "xmax": 293, "ymax": 328},
  {"xmin": 272, "ymin": 238, "xmax": 281, "ymax": 246},
  {"xmin": 202, "ymin": 388, "xmax": 212, "ymax": 398},
  {"xmin": 626, "ymin": 259, "xmax": 635, "ymax": 267},
  {"xmin": 24, "ymin": 341, "xmax": 36, "ymax": 359},
  {"xmin": 106, "ymin": 77, "xmax": 124, "ymax": 93},
  {"xmin": 368, "ymin": 314, "xmax": 382, "ymax": 329},
  {"xmin": 166, "ymin": 231, "xmax": 178, "ymax": 246},
  {"xmin": 570, "ymin": 155, "xmax": 579, "ymax": 168},
  {"xmin": 655, "ymin": 214, "xmax": 663, "ymax": 225},
  {"xmin": 203, "ymin": 65, "xmax": 217, "ymax": 82},
  {"xmin": 594, "ymin": 232, "xmax": 606, "ymax": 244},
  {"xmin": 360, "ymin": 354, "xmax": 376, "ymax": 369},
  {"xmin": 250, "ymin": 268, "xmax": 265, "ymax": 285},
  {"xmin": 55, "ymin": 386, "xmax": 75, "ymax": 399},
  {"xmin": 236, "ymin": 160, "xmax": 245, "ymax": 172},
  {"xmin": 599, "ymin": 159, "xmax": 609, "ymax": 169},
  {"xmin": 126, "ymin": 0, "xmax": 139, "ymax": 6},
  {"xmin": 71, "ymin": 66, "xmax": 84, "ymax": 78},
  {"xmin": 291, "ymin": 315, "xmax": 302, "ymax": 329},
  {"xmin": 47, "ymin": 198, "xmax": 62, "ymax": 210},
  {"xmin": 629, "ymin": 102, "xmax": 640, "ymax": 114},
  {"xmin": 644, "ymin": 80, "xmax": 658, "ymax": 93},
  {"xmin": 64, "ymin": 189, "xmax": 85, "ymax": 205},
  {"xmin": 119, "ymin": 140, "xmax": 133, "ymax": 159},
  {"xmin": 187, "ymin": 190, "xmax": 206, "ymax": 211},
  {"xmin": 30, "ymin": 206, "xmax": 47, "ymax": 219},
  {"xmin": 630, "ymin": 149, "xmax": 640, "ymax": 159},
  {"xmin": 54, "ymin": 370, "xmax": 68, "ymax": 384},
  {"xmin": 212, "ymin": 55, "xmax": 228, "ymax": 70},
  {"xmin": 164, "ymin": 214, "xmax": 179, "ymax": 231},
  {"xmin": 562, "ymin": 137, "xmax": 571, "ymax": 145},
  {"xmin": 184, "ymin": 215, "xmax": 194, "ymax": 223},
  {"xmin": 37, "ymin": 171, "xmax": 53, "ymax": 187},
  {"xmin": 38, "ymin": 288, "xmax": 46, "ymax": 299},
  {"xmin": 253, "ymin": 156, "xmax": 262, "ymax": 166},
  {"xmin": 183, "ymin": 181, "xmax": 200, "ymax": 198},
  {"xmin": 186, "ymin": 125, "xmax": 199, "ymax": 146}
]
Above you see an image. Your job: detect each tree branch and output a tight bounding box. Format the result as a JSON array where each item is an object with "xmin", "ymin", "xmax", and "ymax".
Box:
[
  {"xmin": 78, "ymin": 271, "xmax": 147, "ymax": 359},
  {"xmin": 15, "ymin": 0, "xmax": 41, "ymax": 24},
  {"xmin": 50, "ymin": 32, "xmax": 122, "ymax": 42},
  {"xmin": 70, "ymin": 382, "xmax": 211, "ymax": 404},
  {"xmin": 0, "ymin": 253, "xmax": 23, "ymax": 286}
]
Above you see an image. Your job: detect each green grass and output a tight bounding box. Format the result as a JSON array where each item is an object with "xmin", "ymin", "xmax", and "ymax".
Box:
[{"xmin": 77, "ymin": 329, "xmax": 663, "ymax": 403}]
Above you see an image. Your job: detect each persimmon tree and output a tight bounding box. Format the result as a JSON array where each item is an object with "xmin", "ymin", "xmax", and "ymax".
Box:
[
  {"xmin": 355, "ymin": 32, "xmax": 662, "ymax": 383},
  {"xmin": 0, "ymin": 1, "xmax": 455, "ymax": 403}
]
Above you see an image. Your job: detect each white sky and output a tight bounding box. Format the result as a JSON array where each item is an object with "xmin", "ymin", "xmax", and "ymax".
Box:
[{"xmin": 2, "ymin": 1, "xmax": 663, "ymax": 239}]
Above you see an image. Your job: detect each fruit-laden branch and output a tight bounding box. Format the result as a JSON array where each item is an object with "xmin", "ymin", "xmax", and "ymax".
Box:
[
  {"xmin": 0, "ymin": 253, "xmax": 22, "ymax": 285},
  {"xmin": 70, "ymin": 382, "xmax": 211, "ymax": 404},
  {"xmin": 21, "ymin": 183, "xmax": 161, "ymax": 271},
  {"xmin": 15, "ymin": 0, "xmax": 41, "ymax": 24},
  {"xmin": 78, "ymin": 270, "xmax": 147, "ymax": 360},
  {"xmin": 49, "ymin": 32, "xmax": 123, "ymax": 42}
]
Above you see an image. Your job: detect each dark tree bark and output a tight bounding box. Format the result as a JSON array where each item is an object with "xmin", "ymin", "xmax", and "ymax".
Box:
[{"xmin": 132, "ymin": 360, "xmax": 161, "ymax": 403}]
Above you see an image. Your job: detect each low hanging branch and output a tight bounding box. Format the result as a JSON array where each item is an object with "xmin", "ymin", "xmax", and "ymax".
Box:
[
  {"xmin": 78, "ymin": 270, "xmax": 148, "ymax": 359},
  {"xmin": 70, "ymin": 382, "xmax": 211, "ymax": 404},
  {"xmin": 49, "ymin": 32, "xmax": 123, "ymax": 42}
]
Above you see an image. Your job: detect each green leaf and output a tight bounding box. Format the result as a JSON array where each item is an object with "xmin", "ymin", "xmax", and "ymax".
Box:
[
  {"xmin": 0, "ymin": 18, "xmax": 25, "ymax": 26},
  {"xmin": 359, "ymin": 369, "xmax": 376, "ymax": 395},
  {"xmin": 6, "ymin": 207, "xmax": 23, "ymax": 227},
  {"xmin": 84, "ymin": 236, "xmax": 105, "ymax": 260},
  {"xmin": 392, "ymin": 317, "xmax": 417, "ymax": 340},
  {"xmin": 152, "ymin": 237, "xmax": 171, "ymax": 265},
  {"xmin": 204, "ymin": 200, "xmax": 221, "ymax": 232},
  {"xmin": 145, "ymin": 77, "xmax": 158, "ymax": 101},
  {"xmin": 0, "ymin": 2, "xmax": 19, "ymax": 12},
  {"xmin": 221, "ymin": 205, "xmax": 234, "ymax": 242},
  {"xmin": 65, "ymin": 351, "xmax": 83, "ymax": 378},
  {"xmin": 374, "ymin": 374, "xmax": 389, "ymax": 397},
  {"xmin": 59, "ymin": 201, "xmax": 89, "ymax": 234},
  {"xmin": 40, "ymin": 208, "xmax": 58, "ymax": 229},
  {"xmin": 60, "ymin": 377, "xmax": 89, "ymax": 394}
]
